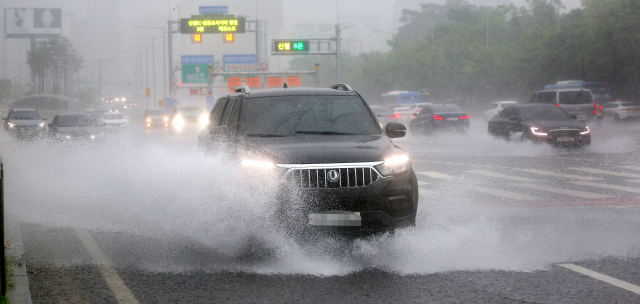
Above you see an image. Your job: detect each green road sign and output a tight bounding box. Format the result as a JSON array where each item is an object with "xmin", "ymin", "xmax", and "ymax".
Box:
[{"xmin": 181, "ymin": 64, "xmax": 208, "ymax": 83}]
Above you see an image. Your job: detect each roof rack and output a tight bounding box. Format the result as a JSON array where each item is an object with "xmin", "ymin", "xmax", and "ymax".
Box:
[
  {"xmin": 329, "ymin": 84, "xmax": 353, "ymax": 91},
  {"xmin": 235, "ymin": 86, "xmax": 251, "ymax": 93}
]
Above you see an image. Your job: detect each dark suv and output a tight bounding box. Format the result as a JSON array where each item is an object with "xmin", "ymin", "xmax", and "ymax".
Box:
[{"xmin": 198, "ymin": 85, "xmax": 419, "ymax": 233}]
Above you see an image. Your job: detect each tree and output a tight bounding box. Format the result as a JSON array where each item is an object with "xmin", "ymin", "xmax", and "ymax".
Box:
[{"xmin": 26, "ymin": 37, "xmax": 83, "ymax": 95}]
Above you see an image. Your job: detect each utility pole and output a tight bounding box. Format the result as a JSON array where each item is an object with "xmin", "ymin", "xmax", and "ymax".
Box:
[{"xmin": 336, "ymin": 0, "xmax": 341, "ymax": 83}]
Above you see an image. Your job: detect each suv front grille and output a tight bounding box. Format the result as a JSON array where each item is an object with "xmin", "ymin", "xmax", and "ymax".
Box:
[
  {"xmin": 284, "ymin": 166, "xmax": 381, "ymax": 189},
  {"xmin": 549, "ymin": 129, "xmax": 580, "ymax": 138}
]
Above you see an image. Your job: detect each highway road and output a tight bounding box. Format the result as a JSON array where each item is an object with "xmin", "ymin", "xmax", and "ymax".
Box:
[{"xmin": 4, "ymin": 118, "xmax": 640, "ymax": 303}]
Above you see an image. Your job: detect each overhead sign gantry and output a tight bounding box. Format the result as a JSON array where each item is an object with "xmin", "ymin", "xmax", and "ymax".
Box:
[{"xmin": 180, "ymin": 15, "xmax": 246, "ymax": 34}]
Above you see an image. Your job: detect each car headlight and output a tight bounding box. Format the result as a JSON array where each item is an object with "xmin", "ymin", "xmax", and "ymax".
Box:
[
  {"xmin": 199, "ymin": 115, "xmax": 209, "ymax": 127},
  {"xmin": 530, "ymin": 127, "xmax": 548, "ymax": 136},
  {"xmin": 39, "ymin": 122, "xmax": 45, "ymax": 128},
  {"xmin": 7, "ymin": 122, "xmax": 15, "ymax": 128},
  {"xmin": 90, "ymin": 134, "xmax": 96, "ymax": 139},
  {"xmin": 173, "ymin": 116, "xmax": 184, "ymax": 128},
  {"xmin": 164, "ymin": 116, "xmax": 169, "ymax": 122},
  {"xmin": 146, "ymin": 117, "xmax": 151, "ymax": 122},
  {"xmin": 375, "ymin": 154, "xmax": 410, "ymax": 176},
  {"xmin": 241, "ymin": 159, "xmax": 275, "ymax": 170},
  {"xmin": 580, "ymin": 126, "xmax": 590, "ymax": 135}
]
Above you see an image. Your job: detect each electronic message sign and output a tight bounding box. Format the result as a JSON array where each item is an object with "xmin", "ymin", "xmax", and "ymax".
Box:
[
  {"xmin": 273, "ymin": 40, "xmax": 309, "ymax": 53},
  {"xmin": 180, "ymin": 16, "xmax": 246, "ymax": 34},
  {"xmin": 5, "ymin": 8, "xmax": 61, "ymax": 36}
]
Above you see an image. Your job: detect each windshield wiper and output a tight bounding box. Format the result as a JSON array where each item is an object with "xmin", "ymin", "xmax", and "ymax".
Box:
[
  {"xmin": 246, "ymin": 133, "xmax": 288, "ymax": 137},
  {"xmin": 294, "ymin": 131, "xmax": 360, "ymax": 135}
]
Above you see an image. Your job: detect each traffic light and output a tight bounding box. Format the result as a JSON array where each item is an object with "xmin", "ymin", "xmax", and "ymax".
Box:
[
  {"xmin": 192, "ymin": 33, "xmax": 202, "ymax": 44},
  {"xmin": 223, "ymin": 33, "xmax": 234, "ymax": 43}
]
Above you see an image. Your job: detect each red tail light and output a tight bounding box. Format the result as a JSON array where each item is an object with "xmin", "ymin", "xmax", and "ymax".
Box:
[
  {"xmin": 598, "ymin": 106, "xmax": 603, "ymax": 109},
  {"xmin": 389, "ymin": 113, "xmax": 401, "ymax": 119},
  {"xmin": 433, "ymin": 115, "xmax": 444, "ymax": 120},
  {"xmin": 593, "ymin": 110, "xmax": 597, "ymax": 115},
  {"xmin": 622, "ymin": 108, "xmax": 628, "ymax": 111},
  {"xmin": 459, "ymin": 115, "xmax": 469, "ymax": 119},
  {"xmin": 556, "ymin": 103, "xmax": 560, "ymax": 107}
]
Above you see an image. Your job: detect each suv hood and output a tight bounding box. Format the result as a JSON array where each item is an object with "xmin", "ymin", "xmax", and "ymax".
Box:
[
  {"xmin": 8, "ymin": 119, "xmax": 42, "ymax": 126},
  {"xmin": 243, "ymin": 135, "xmax": 401, "ymax": 164},
  {"xmin": 523, "ymin": 119, "xmax": 585, "ymax": 130}
]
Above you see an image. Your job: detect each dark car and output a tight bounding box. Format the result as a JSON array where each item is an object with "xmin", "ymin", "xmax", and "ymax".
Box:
[
  {"xmin": 48, "ymin": 113, "xmax": 105, "ymax": 141},
  {"xmin": 409, "ymin": 104, "xmax": 470, "ymax": 135},
  {"xmin": 198, "ymin": 85, "xmax": 418, "ymax": 233},
  {"xmin": 488, "ymin": 104, "xmax": 591, "ymax": 146},
  {"xmin": 144, "ymin": 108, "xmax": 168, "ymax": 129},
  {"xmin": 169, "ymin": 107, "xmax": 207, "ymax": 133},
  {"xmin": 3, "ymin": 108, "xmax": 47, "ymax": 138}
]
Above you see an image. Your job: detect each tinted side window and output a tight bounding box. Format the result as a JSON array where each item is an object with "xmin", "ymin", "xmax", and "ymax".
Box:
[
  {"xmin": 209, "ymin": 98, "xmax": 228, "ymax": 126},
  {"xmin": 528, "ymin": 94, "xmax": 537, "ymax": 104},
  {"xmin": 536, "ymin": 92, "xmax": 556, "ymax": 104},
  {"xmin": 559, "ymin": 91, "xmax": 593, "ymax": 105},
  {"xmin": 220, "ymin": 98, "xmax": 237, "ymax": 126},
  {"xmin": 604, "ymin": 103, "xmax": 617, "ymax": 109},
  {"xmin": 418, "ymin": 107, "xmax": 431, "ymax": 116}
]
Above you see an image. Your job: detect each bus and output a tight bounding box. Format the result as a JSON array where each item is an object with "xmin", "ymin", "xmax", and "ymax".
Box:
[{"xmin": 544, "ymin": 81, "xmax": 611, "ymax": 106}]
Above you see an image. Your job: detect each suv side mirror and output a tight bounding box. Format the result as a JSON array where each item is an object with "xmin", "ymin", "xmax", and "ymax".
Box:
[
  {"xmin": 42, "ymin": 117, "xmax": 48, "ymax": 121},
  {"xmin": 385, "ymin": 122, "xmax": 406, "ymax": 138},
  {"xmin": 209, "ymin": 125, "xmax": 229, "ymax": 137},
  {"xmin": 570, "ymin": 114, "xmax": 578, "ymax": 119},
  {"xmin": 2, "ymin": 117, "xmax": 6, "ymax": 121}
]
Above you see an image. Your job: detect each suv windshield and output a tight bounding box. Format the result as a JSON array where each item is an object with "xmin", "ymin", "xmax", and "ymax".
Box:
[
  {"xmin": 520, "ymin": 106, "xmax": 571, "ymax": 121},
  {"xmin": 9, "ymin": 110, "xmax": 40, "ymax": 120},
  {"xmin": 559, "ymin": 91, "xmax": 592, "ymax": 104},
  {"xmin": 54, "ymin": 115, "xmax": 101, "ymax": 127},
  {"xmin": 240, "ymin": 95, "xmax": 381, "ymax": 136}
]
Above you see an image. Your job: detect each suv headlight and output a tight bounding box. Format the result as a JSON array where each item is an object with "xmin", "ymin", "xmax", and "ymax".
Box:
[
  {"xmin": 375, "ymin": 154, "xmax": 410, "ymax": 176},
  {"xmin": 199, "ymin": 114, "xmax": 209, "ymax": 127},
  {"xmin": 39, "ymin": 122, "xmax": 45, "ymax": 128},
  {"xmin": 173, "ymin": 116, "xmax": 184, "ymax": 128},
  {"xmin": 241, "ymin": 159, "xmax": 275, "ymax": 170},
  {"xmin": 580, "ymin": 126, "xmax": 590, "ymax": 135},
  {"xmin": 7, "ymin": 122, "xmax": 15, "ymax": 128},
  {"xmin": 530, "ymin": 127, "xmax": 548, "ymax": 136}
]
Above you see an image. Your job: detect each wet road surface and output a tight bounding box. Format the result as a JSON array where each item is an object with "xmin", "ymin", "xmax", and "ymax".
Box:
[{"xmin": 6, "ymin": 118, "xmax": 640, "ymax": 303}]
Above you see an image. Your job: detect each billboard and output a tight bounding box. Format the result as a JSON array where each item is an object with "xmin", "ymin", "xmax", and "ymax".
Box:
[{"xmin": 5, "ymin": 8, "xmax": 62, "ymax": 35}]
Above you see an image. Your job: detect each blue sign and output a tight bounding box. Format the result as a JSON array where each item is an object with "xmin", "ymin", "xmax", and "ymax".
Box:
[
  {"xmin": 181, "ymin": 55, "xmax": 214, "ymax": 65},
  {"xmin": 396, "ymin": 92, "xmax": 420, "ymax": 104},
  {"xmin": 223, "ymin": 54, "xmax": 256, "ymax": 64},
  {"xmin": 199, "ymin": 6, "xmax": 228, "ymax": 15}
]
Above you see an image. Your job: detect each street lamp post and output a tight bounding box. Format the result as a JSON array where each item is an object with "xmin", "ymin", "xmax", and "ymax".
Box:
[
  {"xmin": 137, "ymin": 26, "xmax": 168, "ymax": 102},
  {"xmin": 130, "ymin": 37, "xmax": 160, "ymax": 109}
]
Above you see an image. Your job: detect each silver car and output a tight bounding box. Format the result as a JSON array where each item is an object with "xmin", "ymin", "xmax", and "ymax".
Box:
[{"xmin": 3, "ymin": 108, "xmax": 47, "ymax": 138}]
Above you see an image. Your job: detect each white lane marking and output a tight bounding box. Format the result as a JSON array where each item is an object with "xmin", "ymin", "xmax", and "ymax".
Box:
[
  {"xmin": 568, "ymin": 181, "xmax": 640, "ymax": 194},
  {"xmin": 467, "ymin": 170, "xmax": 538, "ymax": 183},
  {"xmin": 619, "ymin": 166, "xmax": 640, "ymax": 172},
  {"xmin": 419, "ymin": 187, "xmax": 434, "ymax": 194},
  {"xmin": 75, "ymin": 228, "xmax": 140, "ymax": 304},
  {"xmin": 417, "ymin": 171, "xmax": 452, "ymax": 179},
  {"xmin": 514, "ymin": 168, "xmax": 602, "ymax": 181},
  {"xmin": 559, "ymin": 263, "xmax": 640, "ymax": 295},
  {"xmin": 417, "ymin": 181, "xmax": 432, "ymax": 186},
  {"xmin": 466, "ymin": 185, "xmax": 541, "ymax": 200},
  {"xmin": 568, "ymin": 167, "xmax": 640, "ymax": 179},
  {"xmin": 511, "ymin": 182, "xmax": 610, "ymax": 199},
  {"xmin": 627, "ymin": 180, "xmax": 640, "ymax": 183}
]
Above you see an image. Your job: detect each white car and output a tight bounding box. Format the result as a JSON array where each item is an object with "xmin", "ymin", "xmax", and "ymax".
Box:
[
  {"xmin": 485, "ymin": 101, "xmax": 518, "ymax": 121},
  {"xmin": 102, "ymin": 112, "xmax": 127, "ymax": 129},
  {"xmin": 601, "ymin": 101, "xmax": 640, "ymax": 121}
]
